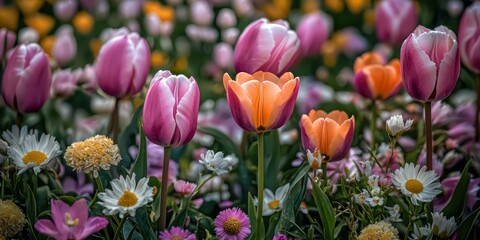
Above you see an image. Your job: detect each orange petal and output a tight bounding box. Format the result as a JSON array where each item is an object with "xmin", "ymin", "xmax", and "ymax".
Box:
[
  {"xmin": 223, "ymin": 73, "xmax": 233, "ymax": 91},
  {"xmin": 308, "ymin": 109, "xmax": 328, "ymax": 121},
  {"xmin": 326, "ymin": 110, "xmax": 349, "ymax": 124},
  {"xmin": 353, "ymin": 51, "xmax": 384, "ymax": 73},
  {"xmin": 328, "ymin": 118, "xmax": 353, "ymax": 159},
  {"xmin": 236, "ymin": 72, "xmax": 255, "ymax": 84},
  {"xmin": 229, "ymin": 81, "xmax": 256, "ymax": 128}
]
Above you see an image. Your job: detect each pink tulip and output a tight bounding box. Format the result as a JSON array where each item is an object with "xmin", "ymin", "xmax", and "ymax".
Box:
[
  {"xmin": 95, "ymin": 32, "xmax": 151, "ymax": 98},
  {"xmin": 143, "ymin": 70, "xmax": 200, "ymax": 147},
  {"xmin": 0, "ymin": 28, "xmax": 16, "ymax": 63},
  {"xmin": 400, "ymin": 25, "xmax": 460, "ymax": 102},
  {"xmin": 119, "ymin": 0, "xmax": 141, "ymax": 19},
  {"xmin": 214, "ymin": 42, "xmax": 233, "ymax": 69},
  {"xmin": 2, "ymin": 44, "xmax": 51, "ymax": 113},
  {"xmin": 52, "ymin": 69, "xmax": 78, "ymax": 97},
  {"xmin": 296, "ymin": 12, "xmax": 331, "ymax": 56},
  {"xmin": 54, "ymin": 0, "xmax": 77, "ymax": 21},
  {"xmin": 35, "ymin": 199, "xmax": 108, "ymax": 240},
  {"xmin": 459, "ymin": 2, "xmax": 480, "ymax": 73},
  {"xmin": 216, "ymin": 8, "xmax": 237, "ymax": 29},
  {"xmin": 53, "ymin": 26, "xmax": 77, "ymax": 66},
  {"xmin": 374, "ymin": 0, "xmax": 417, "ymax": 46},
  {"xmin": 190, "ymin": 1, "xmax": 213, "ymax": 26},
  {"xmin": 234, "ymin": 18, "xmax": 301, "ymax": 76}
]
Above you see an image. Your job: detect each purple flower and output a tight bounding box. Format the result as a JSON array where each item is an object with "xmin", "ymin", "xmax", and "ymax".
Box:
[
  {"xmin": 62, "ymin": 173, "xmax": 94, "ymax": 197},
  {"xmin": 434, "ymin": 176, "xmax": 480, "ymax": 211},
  {"xmin": 214, "ymin": 208, "xmax": 251, "ymax": 240},
  {"xmin": 35, "ymin": 199, "xmax": 108, "ymax": 240},
  {"xmin": 159, "ymin": 226, "xmax": 196, "ymax": 240},
  {"xmin": 273, "ymin": 233, "xmax": 289, "ymax": 240}
]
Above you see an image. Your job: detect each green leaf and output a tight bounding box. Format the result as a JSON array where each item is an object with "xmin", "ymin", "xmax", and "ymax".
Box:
[
  {"xmin": 310, "ymin": 176, "xmax": 335, "ymax": 240},
  {"xmin": 135, "ymin": 207, "xmax": 156, "ymax": 239},
  {"xmin": 118, "ymin": 105, "xmax": 143, "ymax": 168},
  {"xmin": 170, "ymin": 198, "xmax": 191, "ymax": 227},
  {"xmin": 149, "ymin": 177, "xmax": 162, "ymax": 222},
  {"xmin": 441, "ymin": 161, "xmax": 471, "ymax": 218},
  {"xmin": 24, "ymin": 183, "xmax": 37, "ymax": 223},
  {"xmin": 248, "ymin": 192, "xmax": 257, "ymax": 234},
  {"xmin": 456, "ymin": 206, "xmax": 480, "ymax": 239},
  {"xmin": 130, "ymin": 121, "xmax": 147, "ymax": 181},
  {"xmin": 264, "ymin": 130, "xmax": 280, "ymax": 190},
  {"xmin": 124, "ymin": 221, "xmax": 142, "ymax": 240}
]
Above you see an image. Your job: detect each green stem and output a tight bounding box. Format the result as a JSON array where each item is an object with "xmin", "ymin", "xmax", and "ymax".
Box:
[
  {"xmin": 33, "ymin": 173, "xmax": 38, "ymax": 194},
  {"xmin": 108, "ymin": 98, "xmax": 120, "ymax": 143},
  {"xmin": 94, "ymin": 175, "xmax": 105, "ymax": 192},
  {"xmin": 424, "ymin": 101, "xmax": 433, "ymax": 171},
  {"xmin": 159, "ymin": 146, "xmax": 171, "ymax": 231},
  {"xmin": 16, "ymin": 112, "xmax": 23, "ymax": 127},
  {"xmin": 113, "ymin": 214, "xmax": 129, "ymax": 240},
  {"xmin": 322, "ymin": 160, "xmax": 328, "ymax": 185},
  {"xmin": 370, "ymin": 100, "xmax": 377, "ymax": 153},
  {"xmin": 256, "ymin": 132, "xmax": 265, "ymax": 240}
]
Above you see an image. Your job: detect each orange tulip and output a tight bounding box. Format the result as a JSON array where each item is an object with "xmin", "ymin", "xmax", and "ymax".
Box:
[
  {"xmin": 353, "ymin": 52, "xmax": 402, "ymax": 100},
  {"xmin": 300, "ymin": 110, "xmax": 355, "ymax": 162},
  {"xmin": 223, "ymin": 71, "xmax": 300, "ymax": 133},
  {"xmin": 24, "ymin": 13, "xmax": 55, "ymax": 37}
]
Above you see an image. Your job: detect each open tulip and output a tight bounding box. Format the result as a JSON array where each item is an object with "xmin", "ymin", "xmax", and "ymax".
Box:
[
  {"xmin": 374, "ymin": 0, "xmax": 417, "ymax": 46},
  {"xmin": 300, "ymin": 110, "xmax": 355, "ymax": 162},
  {"xmin": 400, "ymin": 25, "xmax": 460, "ymax": 102},
  {"xmin": 234, "ymin": 18, "xmax": 301, "ymax": 76},
  {"xmin": 296, "ymin": 12, "xmax": 331, "ymax": 56},
  {"xmin": 2, "ymin": 43, "xmax": 51, "ymax": 113},
  {"xmin": 223, "ymin": 71, "xmax": 300, "ymax": 133},
  {"xmin": 143, "ymin": 70, "xmax": 200, "ymax": 147},
  {"xmin": 353, "ymin": 52, "xmax": 402, "ymax": 100},
  {"xmin": 95, "ymin": 32, "xmax": 150, "ymax": 98},
  {"xmin": 459, "ymin": 2, "xmax": 480, "ymax": 74}
]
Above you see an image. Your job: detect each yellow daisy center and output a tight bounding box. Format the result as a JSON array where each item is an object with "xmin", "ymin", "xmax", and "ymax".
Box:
[
  {"xmin": 118, "ymin": 191, "xmax": 138, "ymax": 207},
  {"xmin": 64, "ymin": 213, "xmax": 79, "ymax": 227},
  {"xmin": 268, "ymin": 200, "xmax": 280, "ymax": 209},
  {"xmin": 223, "ymin": 217, "xmax": 241, "ymax": 235},
  {"xmin": 171, "ymin": 237, "xmax": 184, "ymax": 240},
  {"xmin": 22, "ymin": 150, "xmax": 47, "ymax": 166},
  {"xmin": 405, "ymin": 179, "xmax": 424, "ymax": 194}
]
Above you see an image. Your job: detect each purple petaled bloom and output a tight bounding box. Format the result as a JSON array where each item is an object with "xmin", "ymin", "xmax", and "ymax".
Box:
[
  {"xmin": 214, "ymin": 208, "xmax": 251, "ymax": 240},
  {"xmin": 159, "ymin": 226, "xmax": 196, "ymax": 240},
  {"xmin": 434, "ymin": 176, "xmax": 480, "ymax": 212},
  {"xmin": 273, "ymin": 233, "xmax": 289, "ymax": 240},
  {"xmin": 62, "ymin": 173, "xmax": 94, "ymax": 197},
  {"xmin": 374, "ymin": 0, "xmax": 417, "ymax": 46},
  {"xmin": 35, "ymin": 199, "xmax": 108, "ymax": 240},
  {"xmin": 296, "ymin": 11, "xmax": 331, "ymax": 56}
]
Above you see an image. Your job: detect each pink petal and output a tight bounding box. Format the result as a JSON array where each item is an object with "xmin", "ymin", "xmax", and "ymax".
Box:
[
  {"xmin": 435, "ymin": 37, "xmax": 460, "ymax": 101},
  {"xmin": 69, "ymin": 199, "xmax": 88, "ymax": 226},
  {"xmin": 353, "ymin": 71, "xmax": 374, "ymax": 99},
  {"xmin": 173, "ymin": 77, "xmax": 200, "ymax": 146},
  {"xmin": 35, "ymin": 219, "xmax": 65, "ymax": 240},
  {"xmin": 128, "ymin": 35, "xmax": 150, "ymax": 96},
  {"xmin": 76, "ymin": 217, "xmax": 109, "ymax": 239},
  {"xmin": 269, "ymin": 78, "xmax": 300, "ymax": 130},
  {"xmin": 226, "ymin": 84, "xmax": 257, "ymax": 132}
]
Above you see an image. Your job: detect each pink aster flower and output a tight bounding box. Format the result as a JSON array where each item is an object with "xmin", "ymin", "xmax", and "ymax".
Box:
[
  {"xmin": 35, "ymin": 198, "xmax": 108, "ymax": 240},
  {"xmin": 214, "ymin": 208, "xmax": 251, "ymax": 240},
  {"xmin": 159, "ymin": 226, "xmax": 196, "ymax": 240},
  {"xmin": 174, "ymin": 180, "xmax": 197, "ymax": 197}
]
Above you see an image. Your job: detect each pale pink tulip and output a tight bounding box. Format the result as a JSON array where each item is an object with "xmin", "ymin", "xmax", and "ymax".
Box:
[
  {"xmin": 0, "ymin": 28, "xmax": 16, "ymax": 63},
  {"xmin": 53, "ymin": 26, "xmax": 77, "ymax": 66},
  {"xmin": 216, "ymin": 8, "xmax": 237, "ymax": 29},
  {"xmin": 214, "ymin": 42, "xmax": 233, "ymax": 69},
  {"xmin": 296, "ymin": 12, "xmax": 331, "ymax": 56},
  {"xmin": 374, "ymin": 0, "xmax": 417, "ymax": 46},
  {"xmin": 459, "ymin": 2, "xmax": 480, "ymax": 73},
  {"xmin": 52, "ymin": 69, "xmax": 78, "ymax": 97},
  {"xmin": 54, "ymin": 0, "xmax": 77, "ymax": 21}
]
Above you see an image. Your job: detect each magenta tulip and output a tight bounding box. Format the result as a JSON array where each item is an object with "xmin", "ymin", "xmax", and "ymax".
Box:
[
  {"xmin": 53, "ymin": 27, "xmax": 77, "ymax": 66},
  {"xmin": 459, "ymin": 2, "xmax": 480, "ymax": 74},
  {"xmin": 400, "ymin": 25, "xmax": 460, "ymax": 102},
  {"xmin": 54, "ymin": 0, "xmax": 77, "ymax": 21},
  {"xmin": 234, "ymin": 18, "xmax": 301, "ymax": 76},
  {"xmin": 143, "ymin": 70, "xmax": 200, "ymax": 147},
  {"xmin": 296, "ymin": 12, "xmax": 331, "ymax": 56},
  {"xmin": 213, "ymin": 42, "xmax": 233, "ymax": 69},
  {"xmin": 375, "ymin": 0, "xmax": 417, "ymax": 46},
  {"xmin": 52, "ymin": 69, "xmax": 78, "ymax": 97},
  {"xmin": 2, "ymin": 44, "xmax": 51, "ymax": 113},
  {"xmin": 35, "ymin": 198, "xmax": 108, "ymax": 240},
  {"xmin": 95, "ymin": 32, "xmax": 151, "ymax": 98},
  {"xmin": 0, "ymin": 28, "xmax": 16, "ymax": 63}
]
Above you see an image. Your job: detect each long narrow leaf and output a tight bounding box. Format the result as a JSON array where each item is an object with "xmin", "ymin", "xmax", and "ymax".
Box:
[
  {"xmin": 310, "ymin": 177, "xmax": 335, "ymax": 240},
  {"xmin": 442, "ymin": 161, "xmax": 471, "ymax": 218}
]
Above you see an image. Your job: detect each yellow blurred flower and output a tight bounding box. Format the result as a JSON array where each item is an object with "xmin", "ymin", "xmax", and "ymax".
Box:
[
  {"xmin": 143, "ymin": 1, "xmax": 175, "ymax": 22},
  {"xmin": 260, "ymin": 0, "xmax": 291, "ymax": 20},
  {"xmin": 40, "ymin": 35, "xmax": 56, "ymax": 57},
  {"xmin": 89, "ymin": 38, "xmax": 102, "ymax": 57},
  {"xmin": 302, "ymin": 0, "xmax": 320, "ymax": 14},
  {"xmin": 345, "ymin": 0, "xmax": 370, "ymax": 14},
  {"xmin": 321, "ymin": 41, "xmax": 338, "ymax": 68},
  {"xmin": 73, "ymin": 11, "xmax": 94, "ymax": 34},
  {"xmin": 325, "ymin": 0, "xmax": 344, "ymax": 13},
  {"xmin": 151, "ymin": 50, "xmax": 168, "ymax": 69},
  {"xmin": 0, "ymin": 6, "xmax": 19, "ymax": 31},
  {"xmin": 172, "ymin": 56, "xmax": 188, "ymax": 72},
  {"xmin": 24, "ymin": 13, "xmax": 55, "ymax": 37},
  {"xmin": 363, "ymin": 9, "xmax": 375, "ymax": 27},
  {"xmin": 16, "ymin": 0, "xmax": 44, "ymax": 16}
]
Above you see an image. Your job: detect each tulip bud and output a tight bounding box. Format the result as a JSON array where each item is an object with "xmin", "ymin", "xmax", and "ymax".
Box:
[
  {"xmin": 296, "ymin": 12, "xmax": 331, "ymax": 56},
  {"xmin": 400, "ymin": 25, "xmax": 460, "ymax": 102},
  {"xmin": 52, "ymin": 69, "xmax": 78, "ymax": 97},
  {"xmin": 190, "ymin": 1, "xmax": 213, "ymax": 26},
  {"xmin": 213, "ymin": 42, "xmax": 233, "ymax": 69},
  {"xmin": 143, "ymin": 71, "xmax": 200, "ymax": 147},
  {"xmin": 222, "ymin": 27, "xmax": 239, "ymax": 44},
  {"xmin": 2, "ymin": 44, "xmax": 52, "ymax": 113},
  {"xmin": 119, "ymin": 0, "xmax": 141, "ymax": 20},
  {"xmin": 234, "ymin": 18, "xmax": 301, "ymax": 76},
  {"xmin": 54, "ymin": 0, "xmax": 77, "ymax": 21},
  {"xmin": 0, "ymin": 28, "xmax": 16, "ymax": 63},
  {"xmin": 459, "ymin": 2, "xmax": 480, "ymax": 74},
  {"xmin": 216, "ymin": 8, "xmax": 237, "ymax": 29},
  {"xmin": 374, "ymin": 0, "xmax": 417, "ymax": 46},
  {"xmin": 18, "ymin": 27, "xmax": 39, "ymax": 44},
  {"xmin": 52, "ymin": 26, "xmax": 77, "ymax": 66},
  {"xmin": 95, "ymin": 33, "xmax": 151, "ymax": 98},
  {"xmin": 145, "ymin": 13, "xmax": 162, "ymax": 36}
]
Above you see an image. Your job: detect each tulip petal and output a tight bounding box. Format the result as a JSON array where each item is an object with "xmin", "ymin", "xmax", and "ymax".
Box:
[
  {"xmin": 96, "ymin": 36, "xmax": 130, "ymax": 97},
  {"xmin": 50, "ymin": 199, "xmax": 71, "ymax": 233},
  {"xmin": 435, "ymin": 39, "xmax": 460, "ymax": 101},
  {"xmin": 77, "ymin": 217, "xmax": 109, "ymax": 239},
  {"xmin": 353, "ymin": 70, "xmax": 374, "ymax": 99},
  {"xmin": 269, "ymin": 77, "xmax": 299, "ymax": 130},
  {"xmin": 416, "ymin": 31, "xmax": 452, "ymax": 68},
  {"xmin": 300, "ymin": 115, "xmax": 317, "ymax": 152},
  {"xmin": 69, "ymin": 198, "xmax": 88, "ymax": 226},
  {"xmin": 35, "ymin": 219, "xmax": 64, "ymax": 239},
  {"xmin": 329, "ymin": 117, "xmax": 355, "ymax": 161},
  {"xmin": 326, "ymin": 110, "xmax": 349, "ymax": 124},
  {"xmin": 226, "ymin": 81, "xmax": 257, "ymax": 132},
  {"xmin": 128, "ymin": 36, "xmax": 151, "ymax": 96},
  {"xmin": 174, "ymin": 77, "xmax": 200, "ymax": 146}
]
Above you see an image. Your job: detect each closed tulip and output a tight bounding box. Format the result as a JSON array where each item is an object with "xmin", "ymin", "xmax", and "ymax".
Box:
[
  {"xmin": 0, "ymin": 28, "xmax": 16, "ymax": 63},
  {"xmin": 459, "ymin": 2, "xmax": 480, "ymax": 73},
  {"xmin": 400, "ymin": 25, "xmax": 460, "ymax": 102},
  {"xmin": 296, "ymin": 12, "xmax": 331, "ymax": 56},
  {"xmin": 223, "ymin": 71, "xmax": 300, "ymax": 132},
  {"xmin": 353, "ymin": 52, "xmax": 402, "ymax": 100},
  {"xmin": 95, "ymin": 32, "xmax": 151, "ymax": 98},
  {"xmin": 143, "ymin": 70, "xmax": 200, "ymax": 147},
  {"xmin": 2, "ymin": 43, "xmax": 51, "ymax": 113},
  {"xmin": 54, "ymin": 0, "xmax": 77, "ymax": 21},
  {"xmin": 374, "ymin": 0, "xmax": 417, "ymax": 46},
  {"xmin": 234, "ymin": 18, "xmax": 301, "ymax": 76},
  {"xmin": 52, "ymin": 26, "xmax": 77, "ymax": 66},
  {"xmin": 300, "ymin": 110, "xmax": 355, "ymax": 162}
]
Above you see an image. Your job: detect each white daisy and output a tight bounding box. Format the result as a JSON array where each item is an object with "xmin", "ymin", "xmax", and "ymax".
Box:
[
  {"xmin": 98, "ymin": 173, "xmax": 154, "ymax": 218},
  {"xmin": 386, "ymin": 115, "xmax": 413, "ymax": 137},
  {"xmin": 392, "ymin": 163, "xmax": 441, "ymax": 205},
  {"xmin": 431, "ymin": 212, "xmax": 456, "ymax": 239},
  {"xmin": 256, "ymin": 183, "xmax": 290, "ymax": 216},
  {"xmin": 2, "ymin": 125, "xmax": 33, "ymax": 146},
  {"xmin": 7, "ymin": 133, "xmax": 62, "ymax": 175},
  {"xmin": 199, "ymin": 150, "xmax": 237, "ymax": 175},
  {"xmin": 409, "ymin": 224, "xmax": 431, "ymax": 240}
]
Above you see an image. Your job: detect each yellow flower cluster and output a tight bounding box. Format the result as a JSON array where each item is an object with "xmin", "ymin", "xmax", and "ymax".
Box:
[
  {"xmin": 357, "ymin": 221, "xmax": 400, "ymax": 240},
  {"xmin": 65, "ymin": 135, "xmax": 121, "ymax": 177},
  {"xmin": 0, "ymin": 200, "xmax": 26, "ymax": 238}
]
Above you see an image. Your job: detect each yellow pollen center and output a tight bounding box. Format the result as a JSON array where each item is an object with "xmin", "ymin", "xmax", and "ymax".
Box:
[
  {"xmin": 117, "ymin": 191, "xmax": 138, "ymax": 207},
  {"xmin": 171, "ymin": 237, "xmax": 184, "ymax": 240},
  {"xmin": 405, "ymin": 179, "xmax": 424, "ymax": 194},
  {"xmin": 268, "ymin": 200, "xmax": 280, "ymax": 209},
  {"xmin": 22, "ymin": 150, "xmax": 47, "ymax": 165},
  {"xmin": 64, "ymin": 213, "xmax": 79, "ymax": 227},
  {"xmin": 223, "ymin": 217, "xmax": 241, "ymax": 235}
]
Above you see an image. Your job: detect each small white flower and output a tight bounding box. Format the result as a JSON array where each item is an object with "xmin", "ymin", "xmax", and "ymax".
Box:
[
  {"xmin": 354, "ymin": 189, "xmax": 369, "ymax": 205},
  {"xmin": 368, "ymin": 175, "xmax": 380, "ymax": 188},
  {"xmin": 386, "ymin": 115, "xmax": 413, "ymax": 137},
  {"xmin": 300, "ymin": 201, "xmax": 308, "ymax": 214},
  {"xmin": 256, "ymin": 183, "xmax": 290, "ymax": 216},
  {"xmin": 385, "ymin": 204, "xmax": 402, "ymax": 222},
  {"xmin": 366, "ymin": 196, "xmax": 384, "ymax": 206},
  {"xmin": 98, "ymin": 173, "xmax": 154, "ymax": 218},
  {"xmin": 362, "ymin": 160, "xmax": 372, "ymax": 176},
  {"xmin": 392, "ymin": 163, "xmax": 441, "ymax": 205},
  {"xmin": 409, "ymin": 224, "xmax": 431, "ymax": 240},
  {"xmin": 199, "ymin": 150, "xmax": 237, "ymax": 175},
  {"xmin": 306, "ymin": 149, "xmax": 324, "ymax": 170},
  {"xmin": 431, "ymin": 212, "xmax": 456, "ymax": 239}
]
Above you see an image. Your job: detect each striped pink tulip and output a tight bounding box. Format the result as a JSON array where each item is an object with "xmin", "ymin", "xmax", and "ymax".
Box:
[
  {"xmin": 143, "ymin": 71, "xmax": 200, "ymax": 147},
  {"xmin": 2, "ymin": 44, "xmax": 51, "ymax": 113},
  {"xmin": 296, "ymin": 12, "xmax": 331, "ymax": 56},
  {"xmin": 95, "ymin": 32, "xmax": 150, "ymax": 98},
  {"xmin": 459, "ymin": 2, "xmax": 480, "ymax": 74},
  {"xmin": 374, "ymin": 0, "xmax": 417, "ymax": 46},
  {"xmin": 400, "ymin": 25, "xmax": 460, "ymax": 102},
  {"xmin": 234, "ymin": 18, "xmax": 301, "ymax": 76}
]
